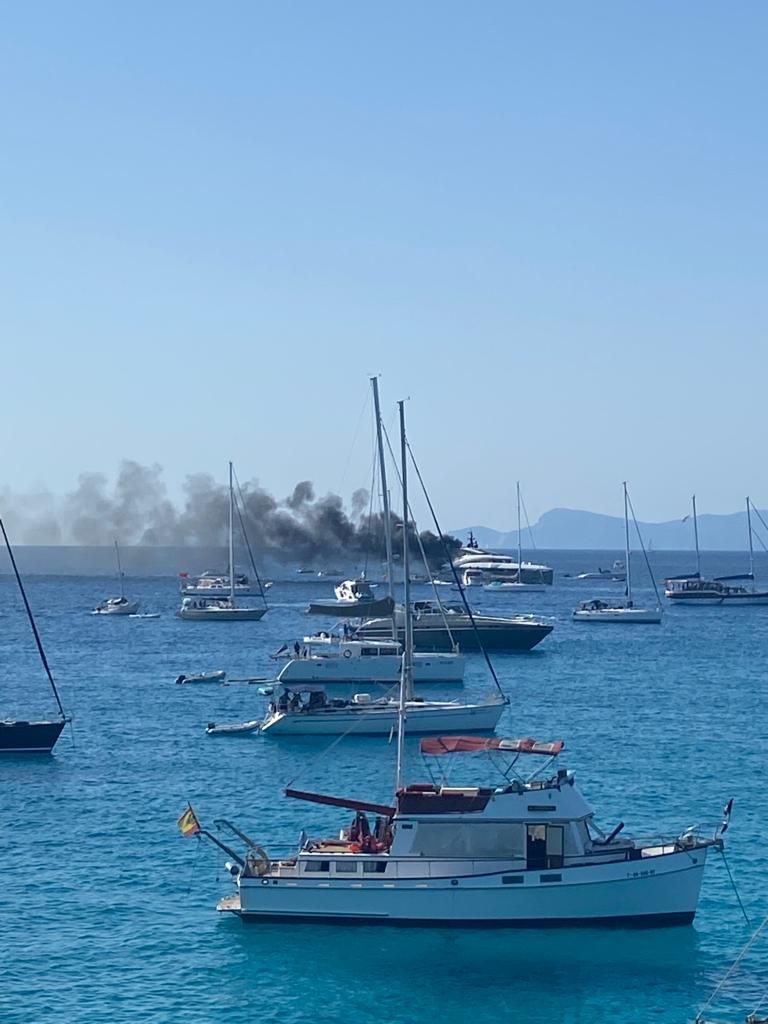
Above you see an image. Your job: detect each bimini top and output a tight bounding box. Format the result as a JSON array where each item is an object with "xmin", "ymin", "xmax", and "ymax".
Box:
[{"xmin": 420, "ymin": 735, "xmax": 565, "ymax": 757}]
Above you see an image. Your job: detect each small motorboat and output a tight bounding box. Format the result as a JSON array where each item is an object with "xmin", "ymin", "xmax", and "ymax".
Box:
[
  {"xmin": 206, "ymin": 720, "xmax": 261, "ymax": 735},
  {"xmin": 175, "ymin": 670, "xmax": 227, "ymax": 685},
  {"xmin": 129, "ymin": 612, "xmax": 161, "ymax": 619}
]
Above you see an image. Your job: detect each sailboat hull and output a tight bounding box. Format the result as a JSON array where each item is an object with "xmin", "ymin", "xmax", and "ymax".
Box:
[
  {"xmin": 259, "ymin": 700, "xmax": 505, "ymax": 736},
  {"xmin": 226, "ymin": 847, "xmax": 707, "ymax": 926},
  {"xmin": 573, "ymin": 608, "xmax": 662, "ymax": 623},
  {"xmin": 0, "ymin": 719, "xmax": 66, "ymax": 753},
  {"xmin": 177, "ymin": 607, "xmax": 266, "ymax": 621},
  {"xmin": 356, "ymin": 622, "xmax": 552, "ymax": 652}
]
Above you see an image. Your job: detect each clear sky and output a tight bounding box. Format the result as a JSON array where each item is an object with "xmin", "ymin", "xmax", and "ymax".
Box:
[{"xmin": 1, "ymin": 1, "xmax": 766, "ymax": 531}]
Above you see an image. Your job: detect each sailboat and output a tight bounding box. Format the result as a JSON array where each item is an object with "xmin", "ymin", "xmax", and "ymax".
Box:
[
  {"xmin": 0, "ymin": 518, "xmax": 69, "ymax": 753},
  {"xmin": 218, "ymin": 396, "xmax": 502, "ymax": 736},
  {"xmin": 665, "ymin": 495, "xmax": 768, "ymax": 605},
  {"xmin": 92, "ymin": 540, "xmax": 139, "ymax": 615},
  {"xmin": 573, "ymin": 482, "xmax": 662, "ymax": 623},
  {"xmin": 186, "ymin": 436, "xmax": 728, "ymax": 922},
  {"xmin": 177, "ymin": 463, "xmax": 267, "ymax": 621},
  {"xmin": 483, "ymin": 482, "xmax": 547, "ymax": 592}
]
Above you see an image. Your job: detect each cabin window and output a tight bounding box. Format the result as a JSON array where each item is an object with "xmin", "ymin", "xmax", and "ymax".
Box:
[
  {"xmin": 540, "ymin": 873, "xmax": 562, "ymax": 883},
  {"xmin": 502, "ymin": 875, "xmax": 524, "ymax": 885},
  {"xmin": 546, "ymin": 825, "xmax": 564, "ymax": 868},
  {"xmin": 304, "ymin": 860, "xmax": 330, "ymax": 873},
  {"xmin": 410, "ymin": 823, "xmax": 524, "ymax": 859},
  {"xmin": 334, "ymin": 861, "xmax": 359, "ymax": 873},
  {"xmin": 363, "ymin": 861, "xmax": 387, "ymax": 874}
]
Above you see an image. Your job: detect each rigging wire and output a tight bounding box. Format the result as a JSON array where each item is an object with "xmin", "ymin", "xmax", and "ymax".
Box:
[
  {"xmin": 380, "ymin": 425, "xmax": 458, "ymax": 645},
  {"xmin": 695, "ymin": 911, "xmax": 768, "ymax": 1022},
  {"xmin": 231, "ymin": 467, "xmax": 268, "ymax": 607},
  {"xmin": 0, "ymin": 517, "xmax": 68, "ymax": 721},
  {"xmin": 748, "ymin": 500, "xmax": 768, "ymax": 554},
  {"xmin": 401, "ymin": 440, "xmax": 507, "ymax": 701},
  {"xmin": 625, "ymin": 489, "xmax": 663, "ymax": 607},
  {"xmin": 334, "ymin": 392, "xmax": 371, "ymax": 498},
  {"xmin": 520, "ymin": 491, "xmax": 537, "ymax": 551}
]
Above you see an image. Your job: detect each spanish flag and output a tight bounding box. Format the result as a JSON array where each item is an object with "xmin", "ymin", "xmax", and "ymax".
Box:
[{"xmin": 177, "ymin": 804, "xmax": 201, "ymax": 837}]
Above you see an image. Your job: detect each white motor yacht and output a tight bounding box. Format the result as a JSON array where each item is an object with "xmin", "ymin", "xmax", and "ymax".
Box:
[{"xmin": 276, "ymin": 635, "xmax": 465, "ymax": 685}]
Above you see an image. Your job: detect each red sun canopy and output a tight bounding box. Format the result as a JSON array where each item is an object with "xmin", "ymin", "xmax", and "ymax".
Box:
[{"xmin": 420, "ymin": 736, "xmax": 565, "ymax": 757}]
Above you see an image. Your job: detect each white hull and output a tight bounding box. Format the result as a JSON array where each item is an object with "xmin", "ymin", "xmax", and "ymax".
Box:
[
  {"xmin": 483, "ymin": 583, "xmax": 547, "ymax": 593},
  {"xmin": 260, "ymin": 700, "xmax": 505, "ymax": 736},
  {"xmin": 92, "ymin": 600, "xmax": 140, "ymax": 616},
  {"xmin": 277, "ymin": 653, "xmax": 465, "ymax": 686},
  {"xmin": 229, "ymin": 847, "xmax": 707, "ymax": 925},
  {"xmin": 667, "ymin": 594, "xmax": 768, "ymax": 606},
  {"xmin": 177, "ymin": 607, "xmax": 266, "ymax": 621},
  {"xmin": 573, "ymin": 607, "xmax": 662, "ymax": 623},
  {"xmin": 181, "ymin": 585, "xmax": 258, "ymax": 598}
]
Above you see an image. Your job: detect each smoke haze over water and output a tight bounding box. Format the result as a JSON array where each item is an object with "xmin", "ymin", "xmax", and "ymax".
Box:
[{"xmin": 0, "ymin": 461, "xmax": 405, "ymax": 562}]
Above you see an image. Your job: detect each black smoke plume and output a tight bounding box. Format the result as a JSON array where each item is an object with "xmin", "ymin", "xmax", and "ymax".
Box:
[{"xmin": 0, "ymin": 460, "xmax": 460, "ymax": 567}]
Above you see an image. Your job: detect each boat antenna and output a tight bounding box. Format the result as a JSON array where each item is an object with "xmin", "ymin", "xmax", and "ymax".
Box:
[
  {"xmin": 623, "ymin": 482, "xmax": 632, "ymax": 606},
  {"xmin": 114, "ymin": 539, "xmax": 124, "ymax": 599},
  {"xmin": 692, "ymin": 494, "xmax": 701, "ymax": 577},
  {"xmin": 371, "ymin": 376, "xmax": 396, "ymax": 640},
  {"xmin": 395, "ymin": 399, "xmax": 411, "ymax": 793},
  {"xmin": 0, "ymin": 517, "xmax": 67, "ymax": 721},
  {"xmin": 231, "ymin": 466, "xmax": 269, "ymax": 607},
  {"xmin": 746, "ymin": 496, "xmax": 755, "ymax": 580}
]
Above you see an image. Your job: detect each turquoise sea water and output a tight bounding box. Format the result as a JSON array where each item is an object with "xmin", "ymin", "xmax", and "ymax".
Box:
[{"xmin": 3, "ymin": 553, "xmax": 768, "ymax": 1024}]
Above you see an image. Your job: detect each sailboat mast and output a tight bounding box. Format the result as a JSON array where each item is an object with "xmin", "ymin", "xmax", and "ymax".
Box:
[
  {"xmin": 746, "ymin": 496, "xmax": 754, "ymax": 579},
  {"xmin": 228, "ymin": 462, "xmax": 235, "ymax": 606},
  {"xmin": 371, "ymin": 376, "xmax": 397, "ymax": 641},
  {"xmin": 692, "ymin": 494, "xmax": 701, "ymax": 576},
  {"xmin": 516, "ymin": 481, "xmax": 522, "ymax": 583},
  {"xmin": 0, "ymin": 518, "xmax": 67, "ymax": 721},
  {"xmin": 623, "ymin": 482, "xmax": 632, "ymax": 606},
  {"xmin": 114, "ymin": 540, "xmax": 124, "ymax": 599},
  {"xmin": 395, "ymin": 399, "xmax": 412, "ymax": 793}
]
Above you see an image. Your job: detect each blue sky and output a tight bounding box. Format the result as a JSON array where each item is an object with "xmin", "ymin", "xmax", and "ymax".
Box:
[{"xmin": 1, "ymin": 1, "xmax": 766, "ymax": 530}]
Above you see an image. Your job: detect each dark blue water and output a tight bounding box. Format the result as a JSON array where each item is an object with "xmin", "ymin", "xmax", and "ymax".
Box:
[{"xmin": 3, "ymin": 552, "xmax": 767, "ymax": 1023}]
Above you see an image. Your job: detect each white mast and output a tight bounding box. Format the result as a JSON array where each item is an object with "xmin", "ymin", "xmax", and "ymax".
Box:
[
  {"xmin": 692, "ymin": 494, "xmax": 701, "ymax": 576},
  {"xmin": 746, "ymin": 496, "xmax": 754, "ymax": 579},
  {"xmin": 114, "ymin": 539, "xmax": 124, "ymax": 600},
  {"xmin": 516, "ymin": 481, "xmax": 522, "ymax": 583},
  {"xmin": 371, "ymin": 376, "xmax": 396, "ymax": 641},
  {"xmin": 228, "ymin": 462, "xmax": 235, "ymax": 607},
  {"xmin": 623, "ymin": 482, "xmax": 632, "ymax": 607},
  {"xmin": 395, "ymin": 399, "xmax": 412, "ymax": 794}
]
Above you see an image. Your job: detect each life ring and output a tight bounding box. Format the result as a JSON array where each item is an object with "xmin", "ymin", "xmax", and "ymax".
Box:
[{"xmin": 343, "ymin": 649, "xmax": 352, "ymax": 659}]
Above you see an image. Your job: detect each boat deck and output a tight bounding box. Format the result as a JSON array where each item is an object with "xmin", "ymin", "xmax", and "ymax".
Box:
[{"xmin": 217, "ymin": 894, "xmax": 241, "ymax": 914}]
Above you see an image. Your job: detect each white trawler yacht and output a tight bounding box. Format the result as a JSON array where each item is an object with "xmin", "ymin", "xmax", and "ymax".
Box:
[
  {"xmin": 188, "ymin": 404, "xmax": 728, "ymax": 926},
  {"xmin": 177, "ymin": 463, "xmax": 267, "ymax": 622}
]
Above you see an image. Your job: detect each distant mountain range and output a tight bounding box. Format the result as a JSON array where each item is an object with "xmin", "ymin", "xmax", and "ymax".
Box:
[{"xmin": 451, "ymin": 507, "xmax": 767, "ymax": 552}]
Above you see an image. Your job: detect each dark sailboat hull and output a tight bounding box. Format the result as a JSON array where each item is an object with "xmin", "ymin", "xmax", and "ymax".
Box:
[
  {"xmin": 356, "ymin": 622, "xmax": 553, "ymax": 652},
  {"xmin": 0, "ymin": 719, "xmax": 66, "ymax": 753}
]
